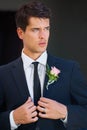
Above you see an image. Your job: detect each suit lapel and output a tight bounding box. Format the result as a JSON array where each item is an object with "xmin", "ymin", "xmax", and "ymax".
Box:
[
  {"xmin": 11, "ymin": 58, "xmax": 30, "ymax": 99},
  {"xmin": 43, "ymin": 54, "xmax": 61, "ymax": 97},
  {"xmin": 43, "ymin": 54, "xmax": 54, "ymax": 96}
]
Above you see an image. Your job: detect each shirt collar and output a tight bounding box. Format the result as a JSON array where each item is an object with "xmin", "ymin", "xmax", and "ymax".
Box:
[{"xmin": 21, "ymin": 50, "xmax": 47, "ymax": 69}]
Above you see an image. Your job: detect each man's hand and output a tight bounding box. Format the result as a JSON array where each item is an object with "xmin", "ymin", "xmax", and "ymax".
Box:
[
  {"xmin": 13, "ymin": 97, "xmax": 38, "ymax": 125},
  {"xmin": 37, "ymin": 97, "xmax": 67, "ymax": 120}
]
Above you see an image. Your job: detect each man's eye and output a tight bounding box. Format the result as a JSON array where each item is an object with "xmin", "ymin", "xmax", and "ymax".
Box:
[
  {"xmin": 32, "ymin": 28, "xmax": 39, "ymax": 32},
  {"xmin": 45, "ymin": 26, "xmax": 50, "ymax": 31}
]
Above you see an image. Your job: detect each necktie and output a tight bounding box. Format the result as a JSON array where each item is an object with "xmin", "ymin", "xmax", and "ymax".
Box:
[{"xmin": 33, "ymin": 62, "xmax": 41, "ymax": 106}]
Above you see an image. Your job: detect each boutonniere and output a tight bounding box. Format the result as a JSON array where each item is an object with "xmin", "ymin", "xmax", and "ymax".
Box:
[{"xmin": 46, "ymin": 64, "xmax": 61, "ymax": 90}]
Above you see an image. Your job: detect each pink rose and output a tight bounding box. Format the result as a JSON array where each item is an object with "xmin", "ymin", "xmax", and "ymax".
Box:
[
  {"xmin": 50, "ymin": 67, "xmax": 60, "ymax": 76},
  {"xmin": 46, "ymin": 65, "xmax": 60, "ymax": 89}
]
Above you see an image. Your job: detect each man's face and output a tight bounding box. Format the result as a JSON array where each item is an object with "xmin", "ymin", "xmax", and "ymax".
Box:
[{"xmin": 17, "ymin": 17, "xmax": 50, "ymax": 59}]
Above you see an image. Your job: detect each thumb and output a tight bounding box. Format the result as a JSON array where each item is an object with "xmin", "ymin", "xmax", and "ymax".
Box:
[{"xmin": 25, "ymin": 97, "xmax": 32, "ymax": 104}]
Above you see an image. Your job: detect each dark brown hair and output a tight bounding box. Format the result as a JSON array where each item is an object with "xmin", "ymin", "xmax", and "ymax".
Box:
[{"xmin": 15, "ymin": 1, "xmax": 52, "ymax": 31}]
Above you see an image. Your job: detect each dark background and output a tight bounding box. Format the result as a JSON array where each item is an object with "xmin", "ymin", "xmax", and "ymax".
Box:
[{"xmin": 0, "ymin": 0, "xmax": 87, "ymax": 79}]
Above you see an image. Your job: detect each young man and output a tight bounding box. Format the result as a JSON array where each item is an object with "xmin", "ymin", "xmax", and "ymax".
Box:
[{"xmin": 0, "ymin": 1, "xmax": 87, "ymax": 130}]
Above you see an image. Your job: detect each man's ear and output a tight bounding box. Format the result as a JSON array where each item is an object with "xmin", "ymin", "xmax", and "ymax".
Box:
[{"xmin": 16, "ymin": 27, "xmax": 24, "ymax": 40}]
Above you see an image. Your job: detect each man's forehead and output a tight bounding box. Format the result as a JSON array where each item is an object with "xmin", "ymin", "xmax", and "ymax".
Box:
[{"xmin": 28, "ymin": 17, "xmax": 50, "ymax": 26}]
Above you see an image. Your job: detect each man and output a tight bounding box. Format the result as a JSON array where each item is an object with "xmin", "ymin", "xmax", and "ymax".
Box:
[{"xmin": 0, "ymin": 1, "xmax": 87, "ymax": 130}]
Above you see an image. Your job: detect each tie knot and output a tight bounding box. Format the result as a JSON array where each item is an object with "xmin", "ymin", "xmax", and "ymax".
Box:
[{"xmin": 32, "ymin": 62, "xmax": 39, "ymax": 68}]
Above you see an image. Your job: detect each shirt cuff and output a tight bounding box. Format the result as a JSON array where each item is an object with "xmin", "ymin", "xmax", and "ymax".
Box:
[
  {"xmin": 60, "ymin": 110, "xmax": 68, "ymax": 124},
  {"xmin": 10, "ymin": 110, "xmax": 20, "ymax": 130}
]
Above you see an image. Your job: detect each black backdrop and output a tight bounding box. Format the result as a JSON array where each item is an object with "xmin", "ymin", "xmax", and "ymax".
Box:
[{"xmin": 0, "ymin": 1, "xmax": 87, "ymax": 79}]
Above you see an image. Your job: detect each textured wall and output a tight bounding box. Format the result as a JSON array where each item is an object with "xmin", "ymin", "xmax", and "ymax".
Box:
[{"xmin": 0, "ymin": 0, "xmax": 30, "ymax": 10}]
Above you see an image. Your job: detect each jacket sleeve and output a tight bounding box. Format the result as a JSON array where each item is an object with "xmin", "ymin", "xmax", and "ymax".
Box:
[
  {"xmin": 0, "ymin": 111, "xmax": 11, "ymax": 130},
  {"xmin": 66, "ymin": 62, "xmax": 87, "ymax": 129},
  {"xmin": 0, "ymin": 74, "xmax": 11, "ymax": 130}
]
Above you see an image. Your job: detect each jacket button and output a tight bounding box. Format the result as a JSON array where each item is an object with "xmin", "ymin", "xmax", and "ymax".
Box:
[{"xmin": 35, "ymin": 126, "xmax": 40, "ymax": 130}]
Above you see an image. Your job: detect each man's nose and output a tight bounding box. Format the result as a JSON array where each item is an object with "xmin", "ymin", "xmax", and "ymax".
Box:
[{"xmin": 39, "ymin": 31, "xmax": 45, "ymax": 39}]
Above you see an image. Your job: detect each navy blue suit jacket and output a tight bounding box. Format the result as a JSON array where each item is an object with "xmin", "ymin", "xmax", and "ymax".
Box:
[{"xmin": 0, "ymin": 53, "xmax": 87, "ymax": 130}]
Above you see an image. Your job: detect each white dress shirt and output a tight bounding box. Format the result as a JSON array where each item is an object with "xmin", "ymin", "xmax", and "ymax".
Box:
[{"xmin": 10, "ymin": 51, "xmax": 47, "ymax": 130}]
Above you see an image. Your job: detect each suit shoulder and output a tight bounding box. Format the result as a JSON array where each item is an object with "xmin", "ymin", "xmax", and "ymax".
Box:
[
  {"xmin": 48, "ymin": 54, "xmax": 79, "ymax": 70},
  {"xmin": 55, "ymin": 56, "xmax": 78, "ymax": 65},
  {"xmin": 0, "ymin": 57, "xmax": 22, "ymax": 71},
  {"xmin": 49, "ymin": 54, "xmax": 78, "ymax": 64}
]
